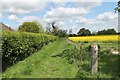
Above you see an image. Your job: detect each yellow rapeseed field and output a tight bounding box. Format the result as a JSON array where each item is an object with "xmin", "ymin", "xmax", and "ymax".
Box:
[{"xmin": 68, "ymin": 35, "xmax": 119, "ymax": 42}]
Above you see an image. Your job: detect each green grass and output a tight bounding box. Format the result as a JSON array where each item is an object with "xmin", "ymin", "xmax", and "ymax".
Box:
[
  {"xmin": 75, "ymin": 42, "xmax": 120, "ymax": 78},
  {"xmin": 2, "ymin": 39, "xmax": 120, "ymax": 78},
  {"xmin": 2, "ymin": 39, "xmax": 79, "ymax": 78}
]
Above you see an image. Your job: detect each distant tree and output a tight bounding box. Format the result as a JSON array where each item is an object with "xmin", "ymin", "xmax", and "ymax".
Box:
[
  {"xmin": 97, "ymin": 28, "xmax": 117, "ymax": 35},
  {"xmin": 69, "ymin": 29, "xmax": 72, "ymax": 34},
  {"xmin": 58, "ymin": 29, "xmax": 67, "ymax": 38},
  {"xmin": 51, "ymin": 22, "xmax": 59, "ymax": 36},
  {"xmin": 46, "ymin": 21, "xmax": 67, "ymax": 38},
  {"xmin": 92, "ymin": 31, "xmax": 97, "ymax": 35},
  {"xmin": 69, "ymin": 29, "xmax": 73, "ymax": 37},
  {"xmin": 18, "ymin": 21, "xmax": 43, "ymax": 33},
  {"xmin": 83, "ymin": 29, "xmax": 91, "ymax": 36},
  {"xmin": 97, "ymin": 29, "xmax": 106, "ymax": 35},
  {"xmin": 77, "ymin": 28, "xmax": 91, "ymax": 36},
  {"xmin": 46, "ymin": 23, "xmax": 52, "ymax": 34},
  {"xmin": 106, "ymin": 28, "xmax": 117, "ymax": 34},
  {"xmin": 77, "ymin": 28, "xmax": 86, "ymax": 36}
]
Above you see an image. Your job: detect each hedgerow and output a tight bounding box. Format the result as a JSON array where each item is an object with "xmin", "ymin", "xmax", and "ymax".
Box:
[{"xmin": 1, "ymin": 31, "xmax": 57, "ymax": 71}]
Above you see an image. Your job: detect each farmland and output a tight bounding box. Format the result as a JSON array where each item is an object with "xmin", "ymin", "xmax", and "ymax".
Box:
[{"xmin": 68, "ymin": 35, "xmax": 120, "ymax": 42}]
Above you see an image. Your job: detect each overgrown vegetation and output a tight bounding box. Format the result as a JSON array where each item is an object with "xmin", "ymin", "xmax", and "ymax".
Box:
[
  {"xmin": 2, "ymin": 39, "xmax": 120, "ymax": 78},
  {"xmin": 2, "ymin": 39, "xmax": 78, "ymax": 78},
  {"xmin": 51, "ymin": 41, "xmax": 120, "ymax": 78},
  {"xmin": 46, "ymin": 22, "xmax": 68, "ymax": 38},
  {"xmin": 1, "ymin": 31, "xmax": 57, "ymax": 72},
  {"xmin": 18, "ymin": 21, "xmax": 43, "ymax": 33}
]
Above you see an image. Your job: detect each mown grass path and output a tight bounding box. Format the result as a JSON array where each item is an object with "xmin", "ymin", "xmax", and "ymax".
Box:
[{"xmin": 3, "ymin": 39, "xmax": 79, "ymax": 78}]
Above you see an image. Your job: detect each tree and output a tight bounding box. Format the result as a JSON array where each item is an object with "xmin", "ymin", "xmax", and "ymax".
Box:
[
  {"xmin": 106, "ymin": 28, "xmax": 117, "ymax": 34},
  {"xmin": 115, "ymin": 1, "xmax": 120, "ymax": 12},
  {"xmin": 97, "ymin": 29, "xmax": 106, "ymax": 35},
  {"xmin": 77, "ymin": 28, "xmax": 91, "ymax": 36},
  {"xmin": 57, "ymin": 29, "xmax": 67, "ymax": 38},
  {"xmin": 51, "ymin": 22, "xmax": 59, "ymax": 36},
  {"xmin": 18, "ymin": 21, "xmax": 43, "ymax": 33},
  {"xmin": 69, "ymin": 29, "xmax": 72, "ymax": 34},
  {"xmin": 92, "ymin": 31, "xmax": 97, "ymax": 35},
  {"xmin": 45, "ymin": 23, "xmax": 52, "ymax": 34},
  {"xmin": 69, "ymin": 29, "xmax": 73, "ymax": 37},
  {"xmin": 33, "ymin": 21, "xmax": 43, "ymax": 33},
  {"xmin": 83, "ymin": 29, "xmax": 91, "ymax": 36},
  {"xmin": 97, "ymin": 28, "xmax": 117, "ymax": 35},
  {"xmin": 46, "ymin": 21, "xmax": 67, "ymax": 37},
  {"xmin": 77, "ymin": 28, "xmax": 85, "ymax": 36}
]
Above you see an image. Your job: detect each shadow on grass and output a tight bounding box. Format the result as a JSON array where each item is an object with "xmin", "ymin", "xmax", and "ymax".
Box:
[
  {"xmin": 98, "ymin": 52, "xmax": 120, "ymax": 78},
  {"xmin": 76, "ymin": 51, "xmax": 120, "ymax": 78}
]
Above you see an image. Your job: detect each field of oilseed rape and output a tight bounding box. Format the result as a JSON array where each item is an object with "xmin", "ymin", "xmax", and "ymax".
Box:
[{"xmin": 68, "ymin": 35, "xmax": 119, "ymax": 42}]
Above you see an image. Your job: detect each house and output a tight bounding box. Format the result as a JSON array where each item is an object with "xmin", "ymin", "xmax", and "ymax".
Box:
[{"xmin": 0, "ymin": 22, "xmax": 14, "ymax": 31}]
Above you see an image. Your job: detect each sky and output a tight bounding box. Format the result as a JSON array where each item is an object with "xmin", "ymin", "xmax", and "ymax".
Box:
[{"xmin": 0, "ymin": 0, "xmax": 119, "ymax": 33}]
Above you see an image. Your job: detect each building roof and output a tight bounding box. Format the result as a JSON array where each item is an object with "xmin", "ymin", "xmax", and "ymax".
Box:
[{"xmin": 0, "ymin": 22, "xmax": 14, "ymax": 31}]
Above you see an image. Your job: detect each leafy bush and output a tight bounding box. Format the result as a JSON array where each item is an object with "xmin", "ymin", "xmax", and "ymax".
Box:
[
  {"xmin": 1, "ymin": 31, "xmax": 57, "ymax": 71},
  {"xmin": 18, "ymin": 21, "xmax": 43, "ymax": 33},
  {"xmin": 52, "ymin": 45, "xmax": 90, "ymax": 64}
]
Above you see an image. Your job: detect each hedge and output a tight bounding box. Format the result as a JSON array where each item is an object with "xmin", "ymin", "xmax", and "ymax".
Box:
[{"xmin": 1, "ymin": 31, "xmax": 57, "ymax": 71}]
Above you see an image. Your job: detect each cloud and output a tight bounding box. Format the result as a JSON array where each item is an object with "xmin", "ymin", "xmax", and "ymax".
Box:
[
  {"xmin": 74, "ymin": 12, "xmax": 118, "ymax": 33},
  {"xmin": 96, "ymin": 12, "xmax": 118, "ymax": 20},
  {"xmin": 2, "ymin": 1, "xmax": 47, "ymax": 15},
  {"xmin": 43, "ymin": 0, "xmax": 102, "ymax": 23},
  {"xmin": 44, "ymin": 7, "xmax": 87, "ymax": 18},
  {"xmin": 43, "ymin": 7, "xmax": 88, "ymax": 23},
  {"xmin": 8, "ymin": 14, "xmax": 19, "ymax": 20},
  {"xmin": 76, "ymin": 12, "xmax": 118, "ymax": 24},
  {"xmin": 73, "ymin": 0, "xmax": 102, "ymax": 10},
  {"xmin": 8, "ymin": 14, "xmax": 40, "ymax": 23}
]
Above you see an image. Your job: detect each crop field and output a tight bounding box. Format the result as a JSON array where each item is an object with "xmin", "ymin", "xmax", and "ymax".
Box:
[{"xmin": 68, "ymin": 35, "xmax": 119, "ymax": 42}]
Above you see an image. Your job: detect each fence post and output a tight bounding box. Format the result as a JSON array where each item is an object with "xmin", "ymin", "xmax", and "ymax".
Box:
[{"xmin": 90, "ymin": 42, "xmax": 98, "ymax": 74}]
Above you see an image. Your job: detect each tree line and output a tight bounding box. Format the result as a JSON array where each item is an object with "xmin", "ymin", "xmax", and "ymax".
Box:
[
  {"xmin": 18, "ymin": 21, "xmax": 118, "ymax": 38},
  {"xmin": 69, "ymin": 28, "xmax": 119, "ymax": 37},
  {"xmin": 18, "ymin": 21, "xmax": 67, "ymax": 38}
]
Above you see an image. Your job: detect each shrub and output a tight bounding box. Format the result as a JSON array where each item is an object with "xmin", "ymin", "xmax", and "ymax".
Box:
[
  {"xmin": 1, "ymin": 31, "xmax": 57, "ymax": 71},
  {"xmin": 18, "ymin": 21, "xmax": 43, "ymax": 33}
]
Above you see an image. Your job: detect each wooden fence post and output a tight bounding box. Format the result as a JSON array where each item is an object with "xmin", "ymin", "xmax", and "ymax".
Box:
[{"xmin": 90, "ymin": 42, "xmax": 98, "ymax": 74}]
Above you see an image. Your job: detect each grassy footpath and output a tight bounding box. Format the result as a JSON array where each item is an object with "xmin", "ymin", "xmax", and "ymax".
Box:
[
  {"xmin": 2, "ymin": 38, "xmax": 120, "ymax": 78},
  {"xmin": 2, "ymin": 39, "xmax": 79, "ymax": 78}
]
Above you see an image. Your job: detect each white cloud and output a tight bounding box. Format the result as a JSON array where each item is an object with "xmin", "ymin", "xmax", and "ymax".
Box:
[
  {"xmin": 76, "ymin": 12, "xmax": 118, "ymax": 24},
  {"xmin": 44, "ymin": 7, "xmax": 87, "ymax": 18},
  {"xmin": 43, "ymin": 7, "xmax": 88, "ymax": 23},
  {"xmin": 96, "ymin": 12, "xmax": 118, "ymax": 20},
  {"xmin": 8, "ymin": 14, "xmax": 40, "ymax": 23},
  {"xmin": 55, "ymin": 21, "xmax": 64, "ymax": 27},
  {"xmin": 2, "ymin": 1, "xmax": 47, "ymax": 14},
  {"xmin": 8, "ymin": 14, "xmax": 19, "ymax": 20},
  {"xmin": 76, "ymin": 17, "xmax": 104, "ymax": 25},
  {"xmin": 74, "ymin": 0, "xmax": 102, "ymax": 10},
  {"xmin": 74, "ymin": 12, "xmax": 118, "ymax": 33},
  {"xmin": 43, "ymin": 0, "xmax": 102, "ymax": 23}
]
